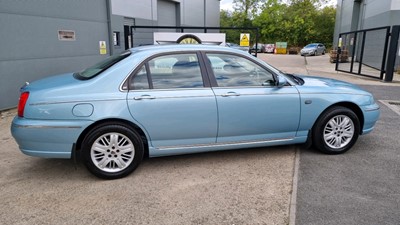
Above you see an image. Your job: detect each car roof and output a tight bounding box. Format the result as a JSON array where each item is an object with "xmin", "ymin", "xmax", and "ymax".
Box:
[{"xmin": 128, "ymin": 44, "xmax": 244, "ymax": 55}]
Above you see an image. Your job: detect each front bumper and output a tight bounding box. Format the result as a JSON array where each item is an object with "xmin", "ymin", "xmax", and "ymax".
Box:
[
  {"xmin": 361, "ymin": 103, "xmax": 380, "ymax": 135},
  {"xmin": 300, "ymin": 50, "xmax": 314, "ymax": 55}
]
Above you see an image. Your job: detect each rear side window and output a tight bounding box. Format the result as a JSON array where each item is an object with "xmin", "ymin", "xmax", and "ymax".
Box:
[
  {"xmin": 129, "ymin": 53, "xmax": 204, "ymax": 90},
  {"xmin": 74, "ymin": 50, "xmax": 131, "ymax": 80},
  {"xmin": 131, "ymin": 65, "xmax": 150, "ymax": 90}
]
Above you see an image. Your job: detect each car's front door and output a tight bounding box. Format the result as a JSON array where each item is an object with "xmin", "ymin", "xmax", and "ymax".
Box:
[
  {"xmin": 205, "ymin": 53, "xmax": 301, "ymax": 143},
  {"xmin": 126, "ymin": 53, "xmax": 218, "ymax": 149}
]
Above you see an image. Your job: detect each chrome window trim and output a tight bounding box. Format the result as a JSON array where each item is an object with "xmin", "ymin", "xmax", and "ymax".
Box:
[{"xmin": 119, "ymin": 50, "xmax": 208, "ymax": 92}]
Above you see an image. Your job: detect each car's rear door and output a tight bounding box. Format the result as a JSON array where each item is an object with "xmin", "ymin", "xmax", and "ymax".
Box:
[
  {"xmin": 126, "ymin": 52, "xmax": 218, "ymax": 148},
  {"xmin": 204, "ymin": 52, "xmax": 301, "ymax": 143}
]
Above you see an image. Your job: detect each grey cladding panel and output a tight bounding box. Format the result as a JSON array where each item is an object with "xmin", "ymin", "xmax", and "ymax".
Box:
[
  {"xmin": 0, "ymin": 0, "xmax": 109, "ymax": 110},
  {"xmin": 0, "ymin": 0, "xmax": 107, "ymax": 22},
  {"xmin": 0, "ymin": 13, "xmax": 109, "ymax": 61},
  {"xmin": 157, "ymin": 0, "xmax": 177, "ymax": 26}
]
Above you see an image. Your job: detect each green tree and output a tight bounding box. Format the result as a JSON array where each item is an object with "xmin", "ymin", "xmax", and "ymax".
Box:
[
  {"xmin": 253, "ymin": 0, "xmax": 288, "ymax": 43},
  {"xmin": 232, "ymin": 0, "xmax": 266, "ymax": 44},
  {"xmin": 220, "ymin": 0, "xmax": 336, "ymax": 48},
  {"xmin": 220, "ymin": 10, "xmax": 242, "ymax": 43},
  {"xmin": 284, "ymin": 0, "xmax": 318, "ymax": 46},
  {"xmin": 313, "ymin": 6, "xmax": 336, "ymax": 48}
]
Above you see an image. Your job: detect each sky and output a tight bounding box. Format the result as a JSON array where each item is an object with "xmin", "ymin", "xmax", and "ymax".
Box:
[
  {"xmin": 220, "ymin": 0, "xmax": 234, "ymax": 11},
  {"xmin": 220, "ymin": 0, "xmax": 337, "ymax": 12}
]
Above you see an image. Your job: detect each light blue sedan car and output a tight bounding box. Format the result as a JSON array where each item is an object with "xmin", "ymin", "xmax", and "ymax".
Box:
[{"xmin": 11, "ymin": 45, "xmax": 380, "ymax": 179}]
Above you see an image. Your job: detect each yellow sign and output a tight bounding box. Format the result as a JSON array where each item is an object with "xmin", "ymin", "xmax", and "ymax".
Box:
[
  {"xmin": 240, "ymin": 33, "xmax": 250, "ymax": 47},
  {"xmin": 99, "ymin": 41, "xmax": 107, "ymax": 55},
  {"xmin": 275, "ymin": 42, "xmax": 287, "ymax": 54}
]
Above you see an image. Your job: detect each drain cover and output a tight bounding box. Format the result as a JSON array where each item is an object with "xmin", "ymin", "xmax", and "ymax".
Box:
[
  {"xmin": 380, "ymin": 100, "xmax": 400, "ymax": 116},
  {"xmin": 388, "ymin": 101, "xmax": 400, "ymax": 106}
]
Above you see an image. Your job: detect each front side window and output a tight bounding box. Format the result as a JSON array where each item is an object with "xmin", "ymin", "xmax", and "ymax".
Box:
[
  {"xmin": 148, "ymin": 53, "xmax": 204, "ymax": 89},
  {"xmin": 206, "ymin": 53, "xmax": 275, "ymax": 87}
]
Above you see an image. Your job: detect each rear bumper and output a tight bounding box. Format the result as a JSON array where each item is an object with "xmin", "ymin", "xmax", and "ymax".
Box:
[{"xmin": 11, "ymin": 117, "xmax": 91, "ymax": 158}]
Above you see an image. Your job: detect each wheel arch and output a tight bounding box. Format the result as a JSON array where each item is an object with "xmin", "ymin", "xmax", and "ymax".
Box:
[
  {"xmin": 312, "ymin": 102, "xmax": 364, "ymax": 134},
  {"xmin": 307, "ymin": 101, "xmax": 363, "ymax": 154},
  {"xmin": 75, "ymin": 118, "xmax": 149, "ymax": 158}
]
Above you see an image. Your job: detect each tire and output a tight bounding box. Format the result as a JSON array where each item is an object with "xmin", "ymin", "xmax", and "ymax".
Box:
[
  {"xmin": 314, "ymin": 50, "xmax": 317, "ymax": 56},
  {"xmin": 82, "ymin": 123, "xmax": 144, "ymax": 179},
  {"xmin": 312, "ymin": 106, "xmax": 360, "ymax": 154},
  {"xmin": 322, "ymin": 50, "xmax": 325, "ymax": 55}
]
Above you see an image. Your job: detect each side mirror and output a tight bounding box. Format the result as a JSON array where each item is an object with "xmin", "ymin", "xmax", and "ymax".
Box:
[{"xmin": 276, "ymin": 75, "xmax": 287, "ymax": 87}]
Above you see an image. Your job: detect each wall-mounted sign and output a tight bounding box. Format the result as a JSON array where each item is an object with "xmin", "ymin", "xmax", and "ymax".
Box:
[
  {"xmin": 58, "ymin": 30, "xmax": 75, "ymax": 41},
  {"xmin": 153, "ymin": 32, "xmax": 225, "ymax": 45},
  {"xmin": 240, "ymin": 33, "xmax": 250, "ymax": 47},
  {"xmin": 99, "ymin": 41, "xmax": 107, "ymax": 55}
]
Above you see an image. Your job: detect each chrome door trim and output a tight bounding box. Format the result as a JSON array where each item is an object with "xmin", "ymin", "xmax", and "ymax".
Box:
[
  {"xmin": 156, "ymin": 137, "xmax": 294, "ymax": 151},
  {"xmin": 12, "ymin": 124, "xmax": 82, "ymax": 129}
]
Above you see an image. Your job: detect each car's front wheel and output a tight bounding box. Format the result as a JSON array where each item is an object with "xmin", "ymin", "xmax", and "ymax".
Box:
[
  {"xmin": 82, "ymin": 123, "xmax": 144, "ymax": 179},
  {"xmin": 312, "ymin": 106, "xmax": 360, "ymax": 154}
]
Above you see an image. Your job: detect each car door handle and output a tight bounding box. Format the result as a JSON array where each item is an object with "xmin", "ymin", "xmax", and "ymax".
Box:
[
  {"xmin": 221, "ymin": 92, "xmax": 240, "ymax": 97},
  {"xmin": 134, "ymin": 95, "xmax": 156, "ymax": 100}
]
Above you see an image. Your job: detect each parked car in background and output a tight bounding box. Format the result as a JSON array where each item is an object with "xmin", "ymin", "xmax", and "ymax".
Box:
[
  {"xmin": 225, "ymin": 42, "xmax": 249, "ymax": 53},
  {"xmin": 300, "ymin": 43, "xmax": 326, "ymax": 56},
  {"xmin": 12, "ymin": 44, "xmax": 380, "ymax": 179},
  {"xmin": 251, "ymin": 43, "xmax": 266, "ymax": 53},
  {"xmin": 265, "ymin": 44, "xmax": 275, "ymax": 53}
]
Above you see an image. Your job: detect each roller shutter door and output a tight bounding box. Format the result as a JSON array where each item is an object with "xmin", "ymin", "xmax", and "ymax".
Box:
[{"xmin": 157, "ymin": 0, "xmax": 177, "ymax": 26}]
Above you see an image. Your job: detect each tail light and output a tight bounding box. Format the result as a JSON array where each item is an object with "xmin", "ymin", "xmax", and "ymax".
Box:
[{"xmin": 18, "ymin": 92, "xmax": 29, "ymax": 117}]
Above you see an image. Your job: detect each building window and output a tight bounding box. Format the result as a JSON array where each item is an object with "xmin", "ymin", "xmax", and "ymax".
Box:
[{"xmin": 113, "ymin": 32, "xmax": 120, "ymax": 46}]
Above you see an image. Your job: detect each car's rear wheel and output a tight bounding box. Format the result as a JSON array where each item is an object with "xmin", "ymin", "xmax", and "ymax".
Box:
[
  {"xmin": 82, "ymin": 123, "xmax": 144, "ymax": 179},
  {"xmin": 312, "ymin": 106, "xmax": 360, "ymax": 154}
]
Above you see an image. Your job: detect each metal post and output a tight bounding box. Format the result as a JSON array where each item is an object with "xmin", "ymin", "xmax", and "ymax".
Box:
[
  {"xmin": 384, "ymin": 25, "xmax": 400, "ymax": 82},
  {"xmin": 106, "ymin": 0, "xmax": 113, "ymax": 55},
  {"xmin": 255, "ymin": 28, "xmax": 259, "ymax": 57},
  {"xmin": 358, "ymin": 31, "xmax": 367, "ymax": 75},
  {"xmin": 130, "ymin": 26, "xmax": 134, "ymax": 48},
  {"xmin": 350, "ymin": 33, "xmax": 357, "ymax": 73},
  {"xmin": 380, "ymin": 27, "xmax": 391, "ymax": 79}
]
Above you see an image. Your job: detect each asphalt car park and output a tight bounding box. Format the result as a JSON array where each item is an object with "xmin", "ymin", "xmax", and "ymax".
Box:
[
  {"xmin": 1, "ymin": 53, "xmax": 399, "ymax": 224},
  {"xmin": 296, "ymin": 85, "xmax": 400, "ymax": 225},
  {"xmin": 262, "ymin": 54, "xmax": 400, "ymax": 225}
]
